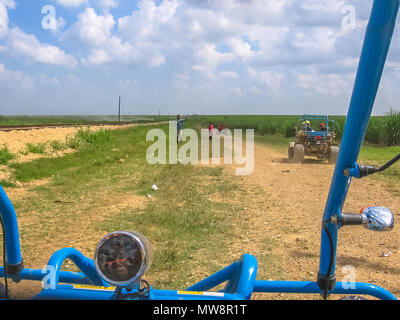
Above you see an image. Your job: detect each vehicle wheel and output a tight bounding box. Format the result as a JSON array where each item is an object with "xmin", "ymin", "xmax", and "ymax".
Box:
[
  {"xmin": 328, "ymin": 146, "xmax": 339, "ymax": 164},
  {"xmin": 294, "ymin": 144, "xmax": 305, "ymax": 163},
  {"xmin": 288, "ymin": 146, "xmax": 294, "ymax": 160}
]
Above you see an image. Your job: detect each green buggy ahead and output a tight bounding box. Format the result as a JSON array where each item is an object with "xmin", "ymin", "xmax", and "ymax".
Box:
[{"xmin": 288, "ymin": 115, "xmax": 339, "ymax": 164}]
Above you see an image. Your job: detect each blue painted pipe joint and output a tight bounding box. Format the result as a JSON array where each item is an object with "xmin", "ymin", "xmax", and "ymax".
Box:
[
  {"xmin": 0, "ymin": 186, "xmax": 24, "ymax": 276},
  {"xmin": 344, "ymin": 162, "xmax": 381, "ymax": 179},
  {"xmin": 343, "ymin": 162, "xmax": 360, "ymax": 178}
]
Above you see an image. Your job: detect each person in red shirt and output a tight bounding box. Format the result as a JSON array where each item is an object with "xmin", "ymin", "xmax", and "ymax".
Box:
[{"xmin": 319, "ymin": 123, "xmax": 327, "ymax": 131}]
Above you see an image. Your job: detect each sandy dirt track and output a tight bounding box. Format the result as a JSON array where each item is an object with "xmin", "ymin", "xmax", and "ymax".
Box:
[
  {"xmin": 222, "ymin": 143, "xmax": 400, "ymax": 299},
  {"xmin": 0, "ymin": 122, "xmax": 167, "ymax": 155}
]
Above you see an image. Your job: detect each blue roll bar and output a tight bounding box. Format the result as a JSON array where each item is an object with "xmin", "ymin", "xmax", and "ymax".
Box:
[
  {"xmin": 317, "ymin": 0, "xmax": 400, "ymax": 295},
  {"xmin": 0, "ymin": 186, "xmax": 23, "ymax": 273}
]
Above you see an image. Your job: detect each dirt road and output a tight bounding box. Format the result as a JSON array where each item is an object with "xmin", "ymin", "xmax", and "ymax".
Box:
[{"xmin": 222, "ymin": 143, "xmax": 400, "ymax": 299}]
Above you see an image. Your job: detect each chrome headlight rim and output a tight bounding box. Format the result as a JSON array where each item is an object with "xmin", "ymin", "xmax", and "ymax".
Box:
[{"xmin": 94, "ymin": 231, "xmax": 151, "ymax": 287}]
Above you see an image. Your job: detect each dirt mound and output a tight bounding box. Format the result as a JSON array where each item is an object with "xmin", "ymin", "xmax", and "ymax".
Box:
[{"xmin": 0, "ymin": 124, "xmax": 138, "ymax": 155}]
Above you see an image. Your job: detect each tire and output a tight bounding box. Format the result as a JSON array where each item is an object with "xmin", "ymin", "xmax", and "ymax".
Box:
[
  {"xmin": 294, "ymin": 144, "xmax": 305, "ymax": 163},
  {"xmin": 328, "ymin": 146, "xmax": 339, "ymax": 164},
  {"xmin": 288, "ymin": 146, "xmax": 294, "ymax": 160}
]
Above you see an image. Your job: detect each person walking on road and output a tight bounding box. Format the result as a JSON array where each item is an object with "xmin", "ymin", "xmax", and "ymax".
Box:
[
  {"xmin": 176, "ymin": 114, "xmax": 187, "ymax": 144},
  {"xmin": 209, "ymin": 121, "xmax": 214, "ymax": 140}
]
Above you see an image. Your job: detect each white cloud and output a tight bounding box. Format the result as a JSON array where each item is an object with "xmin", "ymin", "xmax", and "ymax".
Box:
[
  {"xmin": 0, "ymin": 0, "xmax": 15, "ymax": 38},
  {"xmin": 248, "ymin": 67, "xmax": 285, "ymax": 92},
  {"xmin": 76, "ymin": 7, "xmax": 115, "ymax": 47},
  {"xmin": 81, "ymin": 48, "xmax": 110, "ymax": 65},
  {"xmin": 98, "ymin": 0, "xmax": 117, "ymax": 12},
  {"xmin": 39, "ymin": 73, "xmax": 61, "ymax": 87},
  {"xmin": 54, "ymin": 0, "xmax": 88, "ymax": 8},
  {"xmin": 228, "ymin": 38, "xmax": 255, "ymax": 60},
  {"xmin": 228, "ymin": 86, "xmax": 242, "ymax": 95},
  {"xmin": 294, "ymin": 68, "xmax": 350, "ymax": 96},
  {"xmin": 2, "ymin": 0, "xmax": 397, "ymax": 115},
  {"xmin": 0, "ymin": 63, "xmax": 34, "ymax": 89},
  {"xmin": 291, "ymin": 27, "xmax": 337, "ymax": 56},
  {"xmin": 194, "ymin": 43, "xmax": 234, "ymax": 69},
  {"xmin": 8, "ymin": 27, "xmax": 77, "ymax": 67},
  {"xmin": 118, "ymin": 0, "xmax": 179, "ymax": 40},
  {"xmin": 220, "ymin": 71, "xmax": 239, "ymax": 79},
  {"xmin": 1, "ymin": 0, "xmax": 77, "ymax": 67},
  {"xmin": 73, "ymin": 5, "xmax": 172, "ymax": 67},
  {"xmin": 52, "ymin": 16, "xmax": 67, "ymax": 34}
]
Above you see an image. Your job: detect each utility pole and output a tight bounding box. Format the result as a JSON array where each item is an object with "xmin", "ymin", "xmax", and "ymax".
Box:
[{"xmin": 118, "ymin": 96, "xmax": 121, "ymax": 123}]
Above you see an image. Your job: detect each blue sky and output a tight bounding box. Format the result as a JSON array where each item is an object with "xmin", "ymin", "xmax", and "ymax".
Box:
[{"xmin": 0, "ymin": 0, "xmax": 400, "ymax": 116}]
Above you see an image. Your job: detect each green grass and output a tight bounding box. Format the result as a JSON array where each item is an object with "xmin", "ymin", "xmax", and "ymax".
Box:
[
  {"xmin": 384, "ymin": 108, "xmax": 400, "ymax": 145},
  {"xmin": 49, "ymin": 140, "xmax": 68, "ymax": 156},
  {"xmin": 11, "ymin": 128, "xmax": 115, "ymax": 182},
  {"xmin": 0, "ymin": 179, "xmax": 16, "ymax": 188},
  {"xmin": 0, "ymin": 115, "xmax": 171, "ymax": 126},
  {"xmin": 7, "ymin": 123, "xmax": 243, "ymax": 290},
  {"xmin": 0, "ymin": 145, "xmax": 15, "ymax": 165},
  {"xmin": 26, "ymin": 142, "xmax": 47, "ymax": 154},
  {"xmin": 75, "ymin": 128, "xmax": 112, "ymax": 151},
  {"xmin": 359, "ymin": 145, "xmax": 400, "ymax": 185},
  {"xmin": 254, "ymin": 134, "xmax": 293, "ymax": 153},
  {"xmin": 98, "ymin": 163, "xmax": 239, "ymax": 288}
]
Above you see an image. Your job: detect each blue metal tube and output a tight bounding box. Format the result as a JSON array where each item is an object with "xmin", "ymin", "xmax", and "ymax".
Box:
[
  {"xmin": 185, "ymin": 261, "xmax": 237, "ymax": 292},
  {"xmin": 34, "ymin": 285, "xmax": 115, "ymax": 300},
  {"xmin": 34, "ymin": 285, "xmax": 242, "ymax": 300},
  {"xmin": 230, "ymin": 254, "xmax": 257, "ymax": 300},
  {"xmin": 0, "ymin": 186, "xmax": 23, "ymax": 268},
  {"xmin": 254, "ymin": 281, "xmax": 397, "ymax": 300},
  {"xmin": 46, "ymin": 248, "xmax": 106, "ymax": 287},
  {"xmin": 318, "ymin": 0, "xmax": 400, "ymax": 291},
  {"xmin": 0, "ymin": 267, "xmax": 93, "ymax": 285},
  {"xmin": 185, "ymin": 254, "xmax": 257, "ymax": 299},
  {"xmin": 31, "ymin": 280, "xmax": 398, "ymax": 300}
]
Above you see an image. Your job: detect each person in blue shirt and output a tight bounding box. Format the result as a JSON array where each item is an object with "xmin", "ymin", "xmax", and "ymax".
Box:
[{"xmin": 176, "ymin": 114, "xmax": 187, "ymax": 144}]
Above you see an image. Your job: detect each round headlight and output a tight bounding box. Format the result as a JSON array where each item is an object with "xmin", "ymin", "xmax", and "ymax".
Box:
[{"xmin": 94, "ymin": 231, "xmax": 152, "ymax": 286}]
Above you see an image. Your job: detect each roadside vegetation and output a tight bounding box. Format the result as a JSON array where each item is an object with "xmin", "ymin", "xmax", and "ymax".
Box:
[
  {"xmin": 188, "ymin": 110, "xmax": 400, "ymax": 146},
  {"xmin": 1, "ymin": 124, "xmax": 245, "ymax": 291},
  {"xmin": 0, "ymin": 115, "xmax": 170, "ymax": 126},
  {"xmin": 0, "ymin": 145, "xmax": 15, "ymax": 165},
  {"xmin": 25, "ymin": 142, "xmax": 47, "ymax": 155}
]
